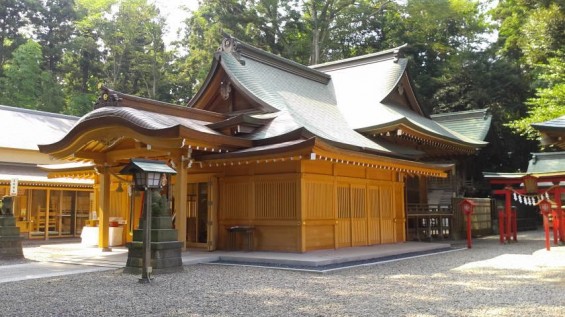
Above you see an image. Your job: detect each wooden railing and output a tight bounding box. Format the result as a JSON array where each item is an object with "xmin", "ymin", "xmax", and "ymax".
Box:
[{"xmin": 406, "ymin": 203, "xmax": 453, "ymax": 241}]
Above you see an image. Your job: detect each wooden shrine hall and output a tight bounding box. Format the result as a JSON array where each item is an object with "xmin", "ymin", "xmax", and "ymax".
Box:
[{"xmin": 39, "ymin": 37, "xmax": 487, "ymax": 252}]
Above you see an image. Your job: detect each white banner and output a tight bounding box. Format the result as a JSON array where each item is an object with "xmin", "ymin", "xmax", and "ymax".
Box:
[{"xmin": 10, "ymin": 178, "xmax": 18, "ymax": 196}]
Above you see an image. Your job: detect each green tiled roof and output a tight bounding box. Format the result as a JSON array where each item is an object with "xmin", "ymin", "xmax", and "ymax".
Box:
[
  {"xmin": 312, "ymin": 52, "xmax": 409, "ymax": 130},
  {"xmin": 531, "ymin": 115, "xmax": 565, "ymax": 131},
  {"xmin": 310, "ymin": 48, "xmax": 487, "ymax": 148},
  {"xmin": 527, "ymin": 152, "xmax": 565, "ymax": 173},
  {"xmin": 219, "ymin": 50, "xmax": 406, "ymax": 156},
  {"xmin": 359, "ymin": 104, "xmax": 488, "ymax": 147},
  {"xmin": 431, "ymin": 109, "xmax": 492, "ymax": 142}
]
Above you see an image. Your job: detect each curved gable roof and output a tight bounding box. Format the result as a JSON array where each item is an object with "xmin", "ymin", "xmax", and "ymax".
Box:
[
  {"xmin": 189, "ymin": 37, "xmax": 414, "ymax": 158},
  {"xmin": 312, "ymin": 46, "xmax": 487, "ymax": 149}
]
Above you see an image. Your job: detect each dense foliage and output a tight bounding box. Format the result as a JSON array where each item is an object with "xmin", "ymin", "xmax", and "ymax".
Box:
[{"xmin": 0, "ymin": 0, "xmax": 563, "ymax": 173}]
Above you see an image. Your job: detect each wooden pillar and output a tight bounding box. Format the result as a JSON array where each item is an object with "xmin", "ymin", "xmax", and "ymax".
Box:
[
  {"xmin": 173, "ymin": 157, "xmax": 187, "ymax": 249},
  {"xmin": 299, "ymin": 171, "xmax": 306, "ymax": 253},
  {"xmin": 45, "ymin": 189, "xmax": 51, "ymax": 240},
  {"xmin": 98, "ymin": 166, "xmax": 111, "ymax": 251}
]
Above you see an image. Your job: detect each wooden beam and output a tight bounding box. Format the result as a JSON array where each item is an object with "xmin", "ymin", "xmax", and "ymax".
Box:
[
  {"xmin": 105, "ymin": 148, "xmax": 172, "ymax": 163},
  {"xmin": 73, "ymin": 151, "xmax": 106, "ymax": 162}
]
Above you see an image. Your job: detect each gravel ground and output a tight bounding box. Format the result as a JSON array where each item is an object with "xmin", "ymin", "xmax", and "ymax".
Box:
[{"xmin": 0, "ymin": 233, "xmax": 563, "ymax": 317}]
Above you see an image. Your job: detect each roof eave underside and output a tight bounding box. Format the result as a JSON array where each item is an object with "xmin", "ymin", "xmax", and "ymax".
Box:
[{"xmin": 196, "ymin": 137, "xmax": 450, "ymax": 177}]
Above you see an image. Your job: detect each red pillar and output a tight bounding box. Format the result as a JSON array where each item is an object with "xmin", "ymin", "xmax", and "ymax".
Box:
[
  {"xmin": 542, "ymin": 211, "xmax": 551, "ymax": 251},
  {"xmin": 505, "ymin": 187, "xmax": 512, "ymax": 243},
  {"xmin": 498, "ymin": 209, "xmax": 505, "ymax": 244},
  {"xmin": 466, "ymin": 213, "xmax": 472, "ymax": 249},
  {"xmin": 557, "ymin": 209, "xmax": 565, "ymax": 244},
  {"xmin": 554, "ymin": 186, "xmax": 565, "ymax": 243},
  {"xmin": 551, "ymin": 210, "xmax": 559, "ymax": 245},
  {"xmin": 512, "ymin": 207, "xmax": 518, "ymax": 242}
]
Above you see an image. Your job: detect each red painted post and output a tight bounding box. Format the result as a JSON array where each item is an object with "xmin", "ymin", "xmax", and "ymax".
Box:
[
  {"xmin": 558, "ymin": 208, "xmax": 565, "ymax": 244},
  {"xmin": 460, "ymin": 199, "xmax": 475, "ymax": 249},
  {"xmin": 505, "ymin": 188, "xmax": 512, "ymax": 243},
  {"xmin": 498, "ymin": 209, "xmax": 505, "ymax": 244},
  {"xmin": 538, "ymin": 199, "xmax": 552, "ymax": 251},
  {"xmin": 466, "ymin": 213, "xmax": 472, "ymax": 248},
  {"xmin": 551, "ymin": 210, "xmax": 559, "ymax": 245},
  {"xmin": 553, "ymin": 186, "xmax": 565, "ymax": 242},
  {"xmin": 543, "ymin": 212, "xmax": 551, "ymax": 251},
  {"xmin": 512, "ymin": 207, "xmax": 517, "ymax": 242}
]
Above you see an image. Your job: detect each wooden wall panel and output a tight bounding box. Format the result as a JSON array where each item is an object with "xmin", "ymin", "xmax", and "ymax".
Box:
[
  {"xmin": 301, "ymin": 160, "xmax": 333, "ymax": 175},
  {"xmin": 220, "ymin": 179, "xmax": 252, "ymax": 220},
  {"xmin": 336, "ymin": 184, "xmax": 351, "ymax": 248},
  {"xmin": 366, "ymin": 169, "xmax": 393, "ymax": 181},
  {"xmin": 305, "ymin": 225, "xmax": 334, "ymax": 251},
  {"xmin": 380, "ymin": 186, "xmax": 395, "ymax": 243},
  {"xmin": 394, "ymin": 183, "xmax": 406, "ymax": 242},
  {"xmin": 334, "ymin": 164, "xmax": 365, "ymax": 178},
  {"xmin": 336, "ymin": 219, "xmax": 351, "ymax": 248},
  {"xmin": 367, "ymin": 186, "xmax": 381, "ymax": 244},
  {"xmin": 350, "ymin": 185, "xmax": 367, "ymax": 246},
  {"xmin": 304, "ymin": 181, "xmax": 334, "ymax": 219},
  {"xmin": 255, "ymin": 178, "xmax": 297, "ymax": 219},
  {"xmin": 254, "ymin": 225, "xmax": 300, "ymax": 251}
]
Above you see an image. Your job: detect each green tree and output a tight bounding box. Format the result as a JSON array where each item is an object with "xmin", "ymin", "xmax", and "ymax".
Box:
[
  {"xmin": 508, "ymin": 55, "xmax": 565, "ymax": 139},
  {"xmin": 0, "ymin": 40, "xmax": 65, "ymax": 113},
  {"xmin": 0, "ymin": 0, "xmax": 35, "ymax": 75},
  {"xmin": 495, "ymin": 2, "xmax": 565, "ymax": 139},
  {"xmin": 175, "ymin": 0, "xmax": 308, "ymax": 101},
  {"xmin": 324, "ymin": 0, "xmax": 404, "ymax": 61},
  {"xmin": 30, "ymin": 0, "xmax": 78, "ymax": 74},
  {"xmin": 97, "ymin": 0, "xmax": 171, "ymax": 99},
  {"xmin": 394, "ymin": 0, "xmax": 490, "ymax": 114},
  {"xmin": 60, "ymin": 0, "xmax": 115, "ymax": 115}
]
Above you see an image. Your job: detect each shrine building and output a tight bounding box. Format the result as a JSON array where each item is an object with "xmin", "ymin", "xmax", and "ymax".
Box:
[{"xmin": 37, "ymin": 37, "xmax": 488, "ymax": 252}]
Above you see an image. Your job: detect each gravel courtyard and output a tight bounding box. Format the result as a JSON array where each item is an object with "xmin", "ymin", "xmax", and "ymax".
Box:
[{"xmin": 0, "ymin": 231, "xmax": 563, "ymax": 317}]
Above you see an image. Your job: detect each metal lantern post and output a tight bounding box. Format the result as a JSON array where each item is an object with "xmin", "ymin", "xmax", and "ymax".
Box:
[{"xmin": 120, "ymin": 159, "xmax": 176, "ymax": 283}]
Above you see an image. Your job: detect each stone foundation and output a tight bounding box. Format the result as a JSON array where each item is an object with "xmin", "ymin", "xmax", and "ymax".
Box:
[
  {"xmin": 124, "ymin": 216, "xmax": 183, "ymax": 274},
  {"xmin": 0, "ymin": 216, "xmax": 24, "ymax": 259}
]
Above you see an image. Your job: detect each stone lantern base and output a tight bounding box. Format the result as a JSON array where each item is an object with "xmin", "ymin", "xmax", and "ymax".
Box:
[
  {"xmin": 123, "ymin": 216, "xmax": 183, "ymax": 274},
  {"xmin": 0, "ymin": 216, "xmax": 24, "ymax": 259}
]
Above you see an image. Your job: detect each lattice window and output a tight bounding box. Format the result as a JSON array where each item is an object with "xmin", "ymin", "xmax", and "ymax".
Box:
[
  {"xmin": 381, "ymin": 187, "xmax": 393, "ymax": 218},
  {"xmin": 222, "ymin": 182, "xmax": 251, "ymax": 219},
  {"xmin": 351, "ymin": 187, "xmax": 366, "ymax": 218},
  {"xmin": 337, "ymin": 185, "xmax": 350, "ymax": 219},
  {"xmin": 255, "ymin": 180, "xmax": 297, "ymax": 219},
  {"xmin": 305, "ymin": 182, "xmax": 334, "ymax": 219},
  {"xmin": 368, "ymin": 187, "xmax": 380, "ymax": 218}
]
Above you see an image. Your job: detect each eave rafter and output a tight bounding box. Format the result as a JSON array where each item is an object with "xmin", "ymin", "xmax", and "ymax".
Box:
[
  {"xmin": 189, "ymin": 137, "xmax": 449, "ymax": 178},
  {"xmin": 367, "ymin": 126, "xmax": 476, "ymax": 157},
  {"xmin": 311, "ymin": 140, "xmax": 449, "ymax": 178}
]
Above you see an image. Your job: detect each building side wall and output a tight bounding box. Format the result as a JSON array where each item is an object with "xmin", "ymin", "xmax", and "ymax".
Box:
[
  {"xmin": 301, "ymin": 160, "xmax": 405, "ymax": 251},
  {"xmin": 193, "ymin": 159, "xmax": 407, "ymax": 252}
]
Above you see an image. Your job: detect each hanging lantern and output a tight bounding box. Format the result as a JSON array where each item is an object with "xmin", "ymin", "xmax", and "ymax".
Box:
[{"xmin": 523, "ymin": 174, "xmax": 538, "ymax": 194}]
